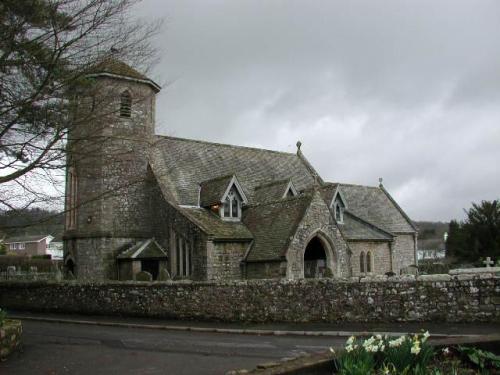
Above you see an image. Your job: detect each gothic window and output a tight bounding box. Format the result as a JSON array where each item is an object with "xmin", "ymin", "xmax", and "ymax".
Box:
[
  {"xmin": 286, "ymin": 187, "xmax": 295, "ymax": 198},
  {"xmin": 66, "ymin": 166, "xmax": 78, "ymax": 229},
  {"xmin": 366, "ymin": 251, "xmax": 372, "ymax": 273},
  {"xmin": 174, "ymin": 233, "xmax": 192, "ymax": 278},
  {"xmin": 221, "ymin": 186, "xmax": 242, "ymax": 220},
  {"xmin": 120, "ymin": 90, "xmax": 132, "ymax": 117},
  {"xmin": 360, "ymin": 252, "xmax": 365, "ymax": 273}
]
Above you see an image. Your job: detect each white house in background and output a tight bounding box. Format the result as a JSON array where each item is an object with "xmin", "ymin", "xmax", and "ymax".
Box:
[
  {"xmin": 3, "ymin": 235, "xmax": 54, "ymax": 257},
  {"xmin": 47, "ymin": 236, "xmax": 63, "ymax": 259}
]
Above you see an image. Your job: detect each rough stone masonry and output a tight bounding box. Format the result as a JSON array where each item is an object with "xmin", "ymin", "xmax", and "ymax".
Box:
[{"xmin": 0, "ymin": 274, "xmax": 499, "ymax": 323}]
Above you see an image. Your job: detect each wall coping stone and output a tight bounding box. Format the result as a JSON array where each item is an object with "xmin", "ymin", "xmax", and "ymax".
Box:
[{"xmin": 449, "ymin": 267, "xmax": 500, "ymax": 275}]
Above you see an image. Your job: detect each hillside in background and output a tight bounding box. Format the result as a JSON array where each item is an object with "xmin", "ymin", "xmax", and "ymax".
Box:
[{"xmin": 0, "ymin": 208, "xmax": 64, "ymax": 239}]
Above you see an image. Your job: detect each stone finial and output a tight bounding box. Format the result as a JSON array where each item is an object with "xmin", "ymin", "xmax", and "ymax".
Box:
[
  {"xmin": 379, "ymin": 177, "xmax": 383, "ymax": 187},
  {"xmin": 296, "ymin": 141, "xmax": 302, "ymax": 152},
  {"xmin": 483, "ymin": 257, "xmax": 494, "ymax": 268}
]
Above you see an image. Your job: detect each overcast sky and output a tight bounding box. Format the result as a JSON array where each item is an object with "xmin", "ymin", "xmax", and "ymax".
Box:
[{"xmin": 137, "ymin": 0, "xmax": 500, "ymax": 222}]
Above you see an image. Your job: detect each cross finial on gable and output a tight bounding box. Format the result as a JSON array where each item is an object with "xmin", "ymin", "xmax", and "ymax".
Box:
[
  {"xmin": 296, "ymin": 140, "xmax": 302, "ymax": 152},
  {"xmin": 379, "ymin": 177, "xmax": 383, "ymax": 187},
  {"xmin": 483, "ymin": 257, "xmax": 494, "ymax": 268}
]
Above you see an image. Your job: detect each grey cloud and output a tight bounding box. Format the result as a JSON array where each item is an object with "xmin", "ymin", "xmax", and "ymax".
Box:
[{"xmin": 138, "ymin": 0, "xmax": 500, "ymax": 221}]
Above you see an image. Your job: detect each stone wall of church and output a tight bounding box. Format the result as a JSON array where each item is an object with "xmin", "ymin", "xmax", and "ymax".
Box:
[
  {"xmin": 392, "ymin": 234, "xmax": 417, "ymax": 274},
  {"xmin": 150, "ymin": 184, "xmax": 208, "ymax": 281},
  {"xmin": 348, "ymin": 241, "xmax": 392, "ymax": 277},
  {"xmin": 286, "ymin": 192, "xmax": 350, "ymax": 279},
  {"xmin": 1, "ymin": 274, "xmax": 498, "ymax": 323},
  {"xmin": 206, "ymin": 241, "xmax": 249, "ymax": 281}
]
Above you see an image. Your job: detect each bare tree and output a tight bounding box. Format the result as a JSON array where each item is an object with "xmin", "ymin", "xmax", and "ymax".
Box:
[{"xmin": 0, "ymin": 0, "xmax": 161, "ymax": 211}]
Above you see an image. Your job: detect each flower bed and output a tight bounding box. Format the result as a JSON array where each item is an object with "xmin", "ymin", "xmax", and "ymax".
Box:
[
  {"xmin": 333, "ymin": 333, "xmax": 500, "ymax": 375},
  {"xmin": 0, "ymin": 308, "xmax": 22, "ymax": 361}
]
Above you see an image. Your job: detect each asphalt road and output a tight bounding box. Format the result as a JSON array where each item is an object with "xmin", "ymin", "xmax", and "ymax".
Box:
[{"xmin": 0, "ymin": 321, "xmax": 345, "ymax": 374}]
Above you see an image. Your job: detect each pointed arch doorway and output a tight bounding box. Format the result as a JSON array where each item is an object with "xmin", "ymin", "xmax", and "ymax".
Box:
[{"xmin": 304, "ymin": 236, "xmax": 328, "ymax": 278}]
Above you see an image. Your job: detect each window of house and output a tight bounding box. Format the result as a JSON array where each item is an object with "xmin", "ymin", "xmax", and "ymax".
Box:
[
  {"xmin": 10, "ymin": 243, "xmax": 15, "ymax": 250},
  {"xmin": 221, "ymin": 186, "xmax": 242, "ymax": 220},
  {"xmin": 19, "ymin": 243, "xmax": 25, "ymax": 249},
  {"xmin": 120, "ymin": 90, "xmax": 132, "ymax": 118},
  {"xmin": 359, "ymin": 252, "xmax": 365, "ymax": 273}
]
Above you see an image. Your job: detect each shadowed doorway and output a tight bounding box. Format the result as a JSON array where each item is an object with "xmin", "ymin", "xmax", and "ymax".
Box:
[{"xmin": 304, "ymin": 237, "xmax": 327, "ymax": 278}]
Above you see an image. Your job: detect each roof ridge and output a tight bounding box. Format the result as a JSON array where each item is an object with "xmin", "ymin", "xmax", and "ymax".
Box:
[
  {"xmin": 337, "ymin": 182, "xmax": 379, "ymax": 189},
  {"xmin": 155, "ymin": 135, "xmax": 296, "ymax": 156}
]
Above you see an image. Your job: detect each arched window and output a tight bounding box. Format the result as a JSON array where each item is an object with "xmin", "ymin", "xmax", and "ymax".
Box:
[
  {"xmin": 366, "ymin": 251, "xmax": 372, "ymax": 273},
  {"xmin": 359, "ymin": 252, "xmax": 365, "ymax": 273},
  {"xmin": 120, "ymin": 90, "xmax": 132, "ymax": 117}
]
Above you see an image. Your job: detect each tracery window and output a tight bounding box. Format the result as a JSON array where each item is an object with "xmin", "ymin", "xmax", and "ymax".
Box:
[{"xmin": 221, "ymin": 186, "xmax": 242, "ymax": 220}]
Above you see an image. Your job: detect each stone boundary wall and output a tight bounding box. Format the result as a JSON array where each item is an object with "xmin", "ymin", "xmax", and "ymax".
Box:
[
  {"xmin": 0, "ymin": 320, "xmax": 22, "ymax": 360},
  {"xmin": 0, "ymin": 274, "xmax": 499, "ymax": 323}
]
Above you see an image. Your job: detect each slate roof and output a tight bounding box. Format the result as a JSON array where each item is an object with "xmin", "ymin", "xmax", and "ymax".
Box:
[
  {"xmin": 243, "ymin": 195, "xmax": 312, "ymax": 262},
  {"xmin": 339, "ymin": 211, "xmax": 394, "ymax": 241},
  {"xmin": 87, "ymin": 58, "xmax": 161, "ymax": 92},
  {"xmin": 180, "ymin": 207, "xmax": 253, "ymax": 241},
  {"xmin": 253, "ymin": 179, "xmax": 293, "ymax": 204},
  {"xmin": 322, "ymin": 183, "xmax": 416, "ymax": 234},
  {"xmin": 199, "ymin": 175, "xmax": 234, "ymax": 207},
  {"xmin": 151, "ymin": 136, "xmax": 317, "ymax": 206},
  {"xmin": 117, "ymin": 239, "xmax": 168, "ymax": 260}
]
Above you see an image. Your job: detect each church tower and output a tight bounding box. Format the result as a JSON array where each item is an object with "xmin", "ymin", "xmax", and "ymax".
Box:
[{"xmin": 64, "ymin": 59, "xmax": 161, "ymax": 280}]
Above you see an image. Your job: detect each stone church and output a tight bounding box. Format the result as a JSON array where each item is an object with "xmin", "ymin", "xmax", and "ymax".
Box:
[{"xmin": 63, "ymin": 60, "xmax": 417, "ymax": 281}]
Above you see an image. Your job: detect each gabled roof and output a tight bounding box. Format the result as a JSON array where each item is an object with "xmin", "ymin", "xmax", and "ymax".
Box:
[
  {"xmin": 243, "ymin": 195, "xmax": 312, "ymax": 262},
  {"xmin": 180, "ymin": 207, "xmax": 253, "ymax": 241},
  {"xmin": 117, "ymin": 239, "xmax": 168, "ymax": 260},
  {"xmin": 199, "ymin": 175, "xmax": 234, "ymax": 207},
  {"xmin": 340, "ymin": 211, "xmax": 394, "ymax": 241},
  {"xmin": 253, "ymin": 179, "xmax": 298, "ymax": 204},
  {"xmin": 86, "ymin": 58, "xmax": 161, "ymax": 92},
  {"xmin": 328, "ymin": 183, "xmax": 416, "ymax": 233},
  {"xmin": 150, "ymin": 136, "xmax": 317, "ymax": 206},
  {"xmin": 4, "ymin": 234, "xmax": 53, "ymax": 244}
]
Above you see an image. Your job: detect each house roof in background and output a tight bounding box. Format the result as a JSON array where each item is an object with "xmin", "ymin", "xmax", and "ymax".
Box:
[{"xmin": 4, "ymin": 234, "xmax": 53, "ymax": 244}]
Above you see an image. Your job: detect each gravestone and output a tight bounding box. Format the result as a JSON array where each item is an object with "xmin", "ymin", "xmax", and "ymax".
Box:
[
  {"xmin": 66, "ymin": 270, "xmax": 76, "ymax": 280},
  {"xmin": 135, "ymin": 271, "xmax": 153, "ymax": 282},
  {"xmin": 29, "ymin": 266, "xmax": 38, "ymax": 280},
  {"xmin": 157, "ymin": 267, "xmax": 171, "ymax": 281},
  {"xmin": 53, "ymin": 266, "xmax": 63, "ymax": 281},
  {"xmin": 7, "ymin": 266, "xmax": 16, "ymax": 278}
]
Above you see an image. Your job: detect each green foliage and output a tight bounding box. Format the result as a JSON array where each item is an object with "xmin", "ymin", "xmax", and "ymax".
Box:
[
  {"xmin": 446, "ymin": 200, "xmax": 500, "ymax": 262},
  {"xmin": 458, "ymin": 346, "xmax": 500, "ymax": 370},
  {"xmin": 0, "ymin": 243, "xmax": 6, "ymax": 255}
]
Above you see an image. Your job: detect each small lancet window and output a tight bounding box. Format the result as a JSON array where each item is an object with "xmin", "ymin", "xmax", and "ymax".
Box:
[
  {"xmin": 360, "ymin": 252, "xmax": 365, "ymax": 273},
  {"xmin": 120, "ymin": 90, "xmax": 132, "ymax": 118},
  {"xmin": 334, "ymin": 198, "xmax": 345, "ymax": 224},
  {"xmin": 366, "ymin": 251, "xmax": 372, "ymax": 273}
]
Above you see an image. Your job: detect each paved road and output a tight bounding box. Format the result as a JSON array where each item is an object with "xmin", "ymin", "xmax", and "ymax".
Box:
[{"xmin": 0, "ymin": 321, "xmax": 344, "ymax": 374}]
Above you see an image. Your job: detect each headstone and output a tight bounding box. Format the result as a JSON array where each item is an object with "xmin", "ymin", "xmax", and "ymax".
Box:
[
  {"xmin": 66, "ymin": 270, "xmax": 76, "ymax": 280},
  {"xmin": 135, "ymin": 271, "xmax": 153, "ymax": 282},
  {"xmin": 7, "ymin": 266, "xmax": 16, "ymax": 278},
  {"xmin": 483, "ymin": 257, "xmax": 494, "ymax": 268},
  {"xmin": 29, "ymin": 266, "xmax": 38, "ymax": 273},
  {"xmin": 53, "ymin": 266, "xmax": 63, "ymax": 281},
  {"xmin": 157, "ymin": 267, "xmax": 171, "ymax": 281}
]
